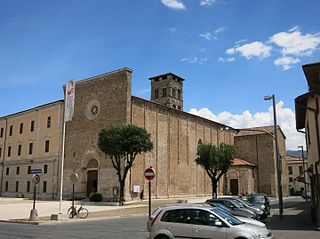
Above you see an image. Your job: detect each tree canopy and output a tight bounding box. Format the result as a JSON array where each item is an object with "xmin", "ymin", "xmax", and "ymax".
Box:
[
  {"xmin": 98, "ymin": 124, "xmax": 153, "ymax": 204},
  {"xmin": 196, "ymin": 143, "xmax": 235, "ymax": 198}
]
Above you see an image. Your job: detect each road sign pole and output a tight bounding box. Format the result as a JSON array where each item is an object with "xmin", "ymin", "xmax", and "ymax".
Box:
[
  {"xmin": 148, "ymin": 180, "xmax": 151, "ymax": 219},
  {"xmin": 29, "ymin": 174, "xmax": 40, "ymax": 221},
  {"xmin": 72, "ymin": 184, "xmax": 75, "ymax": 218},
  {"xmin": 144, "ymin": 167, "xmax": 155, "ymax": 219},
  {"xmin": 33, "ymin": 185, "xmax": 36, "ymax": 210}
]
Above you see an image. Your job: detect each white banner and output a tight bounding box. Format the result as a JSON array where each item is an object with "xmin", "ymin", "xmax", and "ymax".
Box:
[{"xmin": 64, "ymin": 80, "xmax": 75, "ymax": 122}]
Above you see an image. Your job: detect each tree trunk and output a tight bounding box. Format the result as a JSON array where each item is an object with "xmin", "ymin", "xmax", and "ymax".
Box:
[
  {"xmin": 211, "ymin": 179, "xmax": 218, "ymax": 199},
  {"xmin": 119, "ymin": 179, "xmax": 125, "ymax": 206}
]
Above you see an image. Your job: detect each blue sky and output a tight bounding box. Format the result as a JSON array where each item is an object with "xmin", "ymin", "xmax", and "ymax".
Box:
[{"xmin": 1, "ymin": 0, "xmax": 319, "ymax": 149}]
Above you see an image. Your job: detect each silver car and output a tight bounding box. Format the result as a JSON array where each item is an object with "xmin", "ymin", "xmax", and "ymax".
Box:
[
  {"xmin": 208, "ymin": 203, "xmax": 266, "ymax": 228},
  {"xmin": 148, "ymin": 204, "xmax": 272, "ymax": 239}
]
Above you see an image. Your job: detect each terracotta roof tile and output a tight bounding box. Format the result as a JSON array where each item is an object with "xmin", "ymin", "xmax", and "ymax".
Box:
[{"xmin": 232, "ymin": 158, "xmax": 255, "ymax": 167}]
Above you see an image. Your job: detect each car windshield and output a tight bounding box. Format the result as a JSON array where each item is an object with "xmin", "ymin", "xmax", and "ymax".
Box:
[
  {"xmin": 211, "ymin": 208, "xmax": 242, "ymax": 226},
  {"xmin": 215, "ymin": 203, "xmax": 232, "ymax": 212},
  {"xmin": 238, "ymin": 199, "xmax": 253, "ymax": 207},
  {"xmin": 231, "ymin": 200, "xmax": 244, "ymax": 208},
  {"xmin": 249, "ymin": 195, "xmax": 265, "ymax": 203}
]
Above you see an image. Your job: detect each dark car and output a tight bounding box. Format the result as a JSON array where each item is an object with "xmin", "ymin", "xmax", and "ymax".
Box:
[
  {"xmin": 218, "ymin": 197, "xmax": 268, "ymax": 220},
  {"xmin": 302, "ymin": 191, "xmax": 311, "ymax": 199},
  {"xmin": 206, "ymin": 198, "xmax": 259, "ymax": 220},
  {"xmin": 206, "ymin": 200, "xmax": 257, "ymax": 219},
  {"xmin": 247, "ymin": 193, "xmax": 270, "ymax": 215},
  {"xmin": 236, "ymin": 198, "xmax": 268, "ymax": 220}
]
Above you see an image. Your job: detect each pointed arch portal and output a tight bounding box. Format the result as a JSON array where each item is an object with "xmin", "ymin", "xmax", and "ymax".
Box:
[{"xmin": 86, "ymin": 159, "xmax": 98, "ymax": 197}]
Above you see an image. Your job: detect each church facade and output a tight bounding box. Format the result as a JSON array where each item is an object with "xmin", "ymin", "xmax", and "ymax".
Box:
[{"xmin": 63, "ymin": 68, "xmax": 235, "ymax": 201}]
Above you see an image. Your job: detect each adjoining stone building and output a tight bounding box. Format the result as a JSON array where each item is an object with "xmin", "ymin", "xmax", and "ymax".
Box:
[
  {"xmin": 229, "ymin": 126, "xmax": 288, "ymax": 197},
  {"xmin": 0, "ymin": 101, "xmax": 64, "ymax": 199},
  {"xmin": 295, "ymin": 62, "xmax": 320, "ymax": 227},
  {"xmin": 227, "ymin": 158, "xmax": 255, "ymax": 196},
  {"xmin": 286, "ymin": 155, "xmax": 308, "ymax": 195},
  {"xmin": 0, "ymin": 67, "xmax": 289, "ymax": 201}
]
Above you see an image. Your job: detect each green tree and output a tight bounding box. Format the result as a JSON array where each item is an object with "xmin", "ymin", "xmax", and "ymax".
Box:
[
  {"xmin": 98, "ymin": 125, "xmax": 153, "ymax": 205},
  {"xmin": 196, "ymin": 143, "xmax": 235, "ymax": 198}
]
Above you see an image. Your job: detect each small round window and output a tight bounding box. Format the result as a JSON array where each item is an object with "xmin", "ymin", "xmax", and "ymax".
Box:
[{"xmin": 85, "ymin": 100, "xmax": 100, "ymax": 120}]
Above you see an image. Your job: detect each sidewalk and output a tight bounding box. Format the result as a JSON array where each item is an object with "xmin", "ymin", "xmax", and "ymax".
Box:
[
  {"xmin": 266, "ymin": 201, "xmax": 319, "ymax": 239},
  {"xmin": 0, "ymin": 196, "xmax": 207, "ymax": 224},
  {"xmin": 0, "ymin": 198, "xmax": 145, "ymax": 223}
]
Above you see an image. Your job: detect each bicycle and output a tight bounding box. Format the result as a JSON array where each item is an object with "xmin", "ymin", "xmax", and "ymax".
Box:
[{"xmin": 67, "ymin": 203, "xmax": 89, "ymax": 219}]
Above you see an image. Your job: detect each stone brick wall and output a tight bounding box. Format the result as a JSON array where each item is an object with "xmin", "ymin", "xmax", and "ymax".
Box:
[
  {"xmin": 130, "ymin": 96, "xmax": 235, "ymax": 199},
  {"xmin": 64, "ymin": 68, "xmax": 132, "ymax": 200},
  {"xmin": 234, "ymin": 129, "xmax": 288, "ymax": 197},
  {"xmin": 150, "ymin": 74, "xmax": 183, "ymax": 110},
  {"xmin": 227, "ymin": 166, "xmax": 255, "ymax": 195}
]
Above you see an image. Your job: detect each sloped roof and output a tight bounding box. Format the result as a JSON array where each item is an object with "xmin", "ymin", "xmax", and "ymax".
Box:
[
  {"xmin": 232, "ymin": 158, "xmax": 255, "ymax": 167},
  {"xmin": 303, "ymin": 62, "xmax": 320, "ymax": 91},
  {"xmin": 148, "ymin": 72, "xmax": 185, "ymax": 81},
  {"xmin": 235, "ymin": 125, "xmax": 286, "ymax": 139},
  {"xmin": 295, "ymin": 62, "xmax": 320, "ymax": 130}
]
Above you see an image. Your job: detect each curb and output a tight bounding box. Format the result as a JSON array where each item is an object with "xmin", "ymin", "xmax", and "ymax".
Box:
[{"xmin": 0, "ymin": 219, "xmax": 40, "ymax": 225}]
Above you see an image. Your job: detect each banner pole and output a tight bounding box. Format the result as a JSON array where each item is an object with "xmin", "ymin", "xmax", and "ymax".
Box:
[
  {"xmin": 59, "ymin": 121, "xmax": 66, "ymax": 214},
  {"xmin": 58, "ymin": 80, "xmax": 75, "ymax": 215}
]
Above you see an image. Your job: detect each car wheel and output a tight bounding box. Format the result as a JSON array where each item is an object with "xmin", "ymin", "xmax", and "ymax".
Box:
[{"xmin": 155, "ymin": 235, "xmax": 170, "ymax": 239}]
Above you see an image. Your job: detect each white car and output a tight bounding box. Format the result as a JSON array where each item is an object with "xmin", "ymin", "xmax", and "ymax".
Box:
[
  {"xmin": 236, "ymin": 216, "xmax": 266, "ymax": 228},
  {"xmin": 148, "ymin": 204, "xmax": 272, "ymax": 239}
]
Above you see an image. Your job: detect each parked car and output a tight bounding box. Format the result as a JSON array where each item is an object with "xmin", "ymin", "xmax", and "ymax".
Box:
[
  {"xmin": 247, "ymin": 193, "xmax": 271, "ymax": 215},
  {"xmin": 216, "ymin": 197, "xmax": 267, "ymax": 220},
  {"xmin": 302, "ymin": 191, "xmax": 311, "ymax": 199},
  {"xmin": 206, "ymin": 198, "xmax": 259, "ymax": 220},
  {"xmin": 204, "ymin": 202, "xmax": 266, "ymax": 228},
  {"xmin": 206, "ymin": 199, "xmax": 257, "ymax": 219},
  {"xmin": 235, "ymin": 198, "xmax": 268, "ymax": 220},
  {"xmin": 148, "ymin": 204, "xmax": 273, "ymax": 239}
]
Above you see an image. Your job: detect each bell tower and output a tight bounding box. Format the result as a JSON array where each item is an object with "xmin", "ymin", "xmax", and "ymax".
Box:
[{"xmin": 149, "ymin": 73, "xmax": 184, "ymax": 110}]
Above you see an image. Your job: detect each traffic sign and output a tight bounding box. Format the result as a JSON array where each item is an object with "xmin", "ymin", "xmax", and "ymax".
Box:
[
  {"xmin": 144, "ymin": 167, "xmax": 155, "ymax": 181},
  {"xmin": 29, "ymin": 168, "xmax": 43, "ymax": 174},
  {"xmin": 32, "ymin": 174, "xmax": 40, "ymax": 185},
  {"xmin": 70, "ymin": 172, "xmax": 79, "ymax": 183}
]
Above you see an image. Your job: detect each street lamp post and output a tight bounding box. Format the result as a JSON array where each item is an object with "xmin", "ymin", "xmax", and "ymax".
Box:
[
  {"xmin": 298, "ymin": 145, "xmax": 307, "ymax": 202},
  {"xmin": 264, "ymin": 94, "xmax": 283, "ymax": 219}
]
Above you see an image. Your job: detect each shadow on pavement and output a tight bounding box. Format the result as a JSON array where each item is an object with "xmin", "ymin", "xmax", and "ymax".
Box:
[{"xmin": 266, "ymin": 202, "xmax": 318, "ymax": 231}]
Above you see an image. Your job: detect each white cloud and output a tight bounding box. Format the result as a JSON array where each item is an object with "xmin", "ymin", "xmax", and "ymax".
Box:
[
  {"xmin": 189, "ymin": 101, "xmax": 305, "ymax": 150},
  {"xmin": 161, "ymin": 0, "xmax": 186, "ymax": 10},
  {"xmin": 270, "ymin": 30, "xmax": 320, "ymax": 56},
  {"xmin": 199, "ymin": 27, "xmax": 224, "ymax": 41},
  {"xmin": 218, "ymin": 57, "xmax": 235, "ymax": 62},
  {"xmin": 274, "ymin": 56, "xmax": 301, "ymax": 70},
  {"xmin": 235, "ymin": 39, "xmax": 247, "ymax": 45},
  {"xmin": 181, "ymin": 56, "xmax": 208, "ymax": 64},
  {"xmin": 199, "ymin": 32, "xmax": 217, "ymax": 41},
  {"xmin": 200, "ymin": 0, "xmax": 217, "ymax": 6},
  {"xmin": 214, "ymin": 27, "xmax": 224, "ymax": 34},
  {"xmin": 225, "ymin": 48, "xmax": 235, "ymax": 55},
  {"xmin": 226, "ymin": 41, "xmax": 272, "ymax": 59},
  {"xmin": 288, "ymin": 26, "xmax": 300, "ymax": 32},
  {"xmin": 224, "ymin": 27, "xmax": 320, "ymax": 69}
]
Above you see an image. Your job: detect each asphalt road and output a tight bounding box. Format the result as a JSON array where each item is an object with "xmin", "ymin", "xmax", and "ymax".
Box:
[
  {"xmin": 0, "ymin": 215, "xmax": 149, "ymax": 239},
  {"xmin": 0, "ymin": 197, "xmax": 318, "ymax": 239}
]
